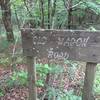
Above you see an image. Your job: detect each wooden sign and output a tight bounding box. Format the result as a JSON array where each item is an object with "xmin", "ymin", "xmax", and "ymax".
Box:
[
  {"xmin": 21, "ymin": 28, "xmax": 99, "ymax": 100},
  {"xmin": 21, "ymin": 29, "xmax": 100, "ymax": 62}
]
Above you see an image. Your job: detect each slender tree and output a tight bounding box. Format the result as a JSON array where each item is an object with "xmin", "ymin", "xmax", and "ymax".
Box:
[
  {"xmin": 40, "ymin": 0, "xmax": 45, "ymax": 28},
  {"xmin": 63, "ymin": 0, "xmax": 73, "ymax": 29},
  {"xmin": 48, "ymin": 0, "xmax": 51, "ymax": 29},
  {"xmin": 51, "ymin": 0, "xmax": 57, "ymax": 29}
]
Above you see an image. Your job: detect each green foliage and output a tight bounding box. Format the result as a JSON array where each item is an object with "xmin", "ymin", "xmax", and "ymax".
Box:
[
  {"xmin": 47, "ymin": 88, "xmax": 81, "ymax": 100},
  {"xmin": 49, "ymin": 64, "xmax": 64, "ymax": 74},
  {"xmin": 7, "ymin": 70, "xmax": 28, "ymax": 87},
  {"xmin": 73, "ymin": 0, "xmax": 100, "ymax": 15},
  {"xmin": 0, "ymin": 39, "xmax": 10, "ymax": 52},
  {"xmin": 96, "ymin": 0, "xmax": 100, "ymax": 4},
  {"xmin": 36, "ymin": 63, "xmax": 64, "ymax": 86},
  {"xmin": 36, "ymin": 64, "xmax": 51, "ymax": 87},
  {"xmin": 36, "ymin": 63, "xmax": 82, "ymax": 99},
  {"xmin": 36, "ymin": 79, "xmax": 44, "ymax": 87},
  {"xmin": 0, "ymin": 88, "xmax": 4, "ymax": 97},
  {"xmin": 56, "ymin": 91, "xmax": 81, "ymax": 100},
  {"xmin": 94, "ymin": 64, "xmax": 100, "ymax": 94},
  {"xmin": 84, "ymin": 1, "xmax": 100, "ymax": 14},
  {"xmin": 36, "ymin": 64, "xmax": 51, "ymax": 77},
  {"xmin": 11, "ymin": 0, "xmax": 24, "ymax": 6},
  {"xmin": 0, "ymin": 57, "xmax": 10, "ymax": 67}
]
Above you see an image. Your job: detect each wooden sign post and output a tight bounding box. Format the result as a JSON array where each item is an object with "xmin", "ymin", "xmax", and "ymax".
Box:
[
  {"xmin": 26, "ymin": 56, "xmax": 37, "ymax": 100},
  {"xmin": 82, "ymin": 62, "xmax": 97, "ymax": 100},
  {"xmin": 21, "ymin": 29, "xmax": 100, "ymax": 100}
]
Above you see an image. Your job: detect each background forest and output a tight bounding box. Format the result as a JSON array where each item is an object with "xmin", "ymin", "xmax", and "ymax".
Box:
[{"xmin": 0, "ymin": 0, "xmax": 100, "ymax": 100}]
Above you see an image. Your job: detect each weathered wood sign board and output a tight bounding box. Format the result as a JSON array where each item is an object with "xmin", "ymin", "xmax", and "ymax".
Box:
[{"xmin": 21, "ymin": 29, "xmax": 100, "ymax": 62}]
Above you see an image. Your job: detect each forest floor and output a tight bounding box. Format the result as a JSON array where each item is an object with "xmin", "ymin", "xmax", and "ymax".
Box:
[
  {"xmin": 0, "ymin": 65, "xmax": 100, "ymax": 100},
  {"xmin": 0, "ymin": 66, "xmax": 29, "ymax": 100}
]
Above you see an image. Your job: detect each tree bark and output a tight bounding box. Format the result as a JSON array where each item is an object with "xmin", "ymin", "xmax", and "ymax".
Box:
[
  {"xmin": 48, "ymin": 0, "xmax": 51, "ymax": 29},
  {"xmin": 67, "ymin": 0, "xmax": 73, "ymax": 29},
  {"xmin": 51, "ymin": 0, "xmax": 57, "ymax": 29},
  {"xmin": 40, "ymin": 0, "xmax": 45, "ymax": 28},
  {"xmin": 1, "ymin": 0, "xmax": 14, "ymax": 42}
]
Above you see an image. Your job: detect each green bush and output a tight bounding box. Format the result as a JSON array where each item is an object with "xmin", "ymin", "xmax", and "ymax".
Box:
[
  {"xmin": 46, "ymin": 88, "xmax": 81, "ymax": 100},
  {"xmin": 7, "ymin": 70, "xmax": 28, "ymax": 87},
  {"xmin": 0, "ymin": 88, "xmax": 4, "ymax": 97},
  {"xmin": 94, "ymin": 64, "xmax": 100, "ymax": 95}
]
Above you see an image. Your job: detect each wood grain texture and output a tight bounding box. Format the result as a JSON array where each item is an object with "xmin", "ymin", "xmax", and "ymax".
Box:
[
  {"xmin": 82, "ymin": 62, "xmax": 97, "ymax": 100},
  {"xmin": 26, "ymin": 56, "xmax": 37, "ymax": 100},
  {"xmin": 21, "ymin": 29, "xmax": 100, "ymax": 62}
]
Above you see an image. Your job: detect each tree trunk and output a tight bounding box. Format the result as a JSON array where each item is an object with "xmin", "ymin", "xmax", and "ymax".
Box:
[
  {"xmin": 1, "ymin": 0, "xmax": 14, "ymax": 42},
  {"xmin": 48, "ymin": 0, "xmax": 51, "ymax": 29},
  {"xmin": 51, "ymin": 0, "xmax": 57, "ymax": 29},
  {"xmin": 67, "ymin": 0, "xmax": 72, "ymax": 29},
  {"xmin": 40, "ymin": 0, "xmax": 45, "ymax": 28}
]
